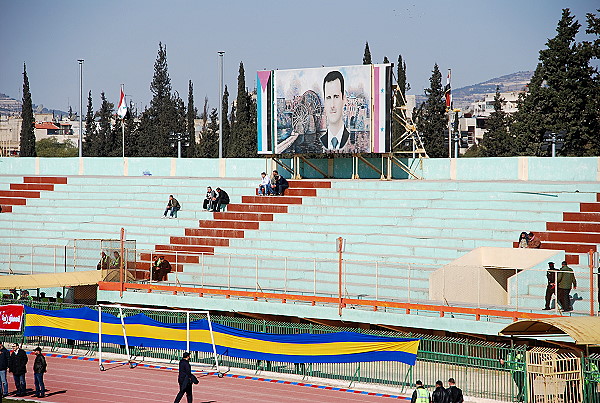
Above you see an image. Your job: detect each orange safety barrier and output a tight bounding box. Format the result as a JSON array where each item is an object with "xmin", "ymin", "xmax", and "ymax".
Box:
[{"xmin": 98, "ymin": 281, "xmax": 561, "ymax": 321}]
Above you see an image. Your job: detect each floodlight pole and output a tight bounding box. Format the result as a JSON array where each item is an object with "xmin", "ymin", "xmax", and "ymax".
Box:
[
  {"xmin": 77, "ymin": 59, "xmax": 84, "ymax": 158},
  {"xmin": 218, "ymin": 51, "xmax": 225, "ymax": 159}
]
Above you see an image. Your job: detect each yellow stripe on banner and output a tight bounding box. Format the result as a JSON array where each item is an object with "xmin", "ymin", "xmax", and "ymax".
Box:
[{"xmin": 26, "ymin": 314, "xmax": 419, "ymax": 356}]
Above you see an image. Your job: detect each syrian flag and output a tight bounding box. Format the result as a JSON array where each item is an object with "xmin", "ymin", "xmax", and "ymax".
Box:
[
  {"xmin": 444, "ymin": 69, "xmax": 452, "ymax": 110},
  {"xmin": 117, "ymin": 87, "xmax": 127, "ymax": 119}
]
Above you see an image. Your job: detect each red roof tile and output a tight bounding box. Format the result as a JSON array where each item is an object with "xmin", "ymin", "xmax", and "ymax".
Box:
[{"xmin": 35, "ymin": 122, "xmax": 60, "ymax": 130}]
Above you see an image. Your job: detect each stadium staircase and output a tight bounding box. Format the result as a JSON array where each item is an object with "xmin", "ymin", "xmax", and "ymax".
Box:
[{"xmin": 0, "ymin": 176, "xmax": 67, "ymax": 213}]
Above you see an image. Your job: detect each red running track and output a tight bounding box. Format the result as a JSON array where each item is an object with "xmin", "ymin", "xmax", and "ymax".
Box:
[{"xmin": 11, "ymin": 355, "xmax": 408, "ymax": 402}]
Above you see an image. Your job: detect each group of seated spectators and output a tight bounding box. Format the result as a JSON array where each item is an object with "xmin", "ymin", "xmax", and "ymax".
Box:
[
  {"xmin": 3, "ymin": 290, "xmax": 63, "ymax": 303},
  {"xmin": 97, "ymin": 251, "xmax": 122, "ymax": 270},
  {"xmin": 258, "ymin": 170, "xmax": 289, "ymax": 196},
  {"xmin": 151, "ymin": 255, "xmax": 172, "ymax": 281},
  {"xmin": 517, "ymin": 231, "xmax": 542, "ymax": 249},
  {"xmin": 203, "ymin": 187, "xmax": 230, "ymax": 212}
]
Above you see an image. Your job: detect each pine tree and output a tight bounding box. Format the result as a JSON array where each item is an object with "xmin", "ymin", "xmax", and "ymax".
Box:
[
  {"xmin": 122, "ymin": 102, "xmax": 138, "ymax": 157},
  {"xmin": 19, "ymin": 63, "xmax": 36, "ymax": 157},
  {"xmin": 480, "ymin": 87, "xmax": 515, "ymax": 156},
  {"xmin": 415, "ymin": 63, "xmax": 447, "ymax": 158},
  {"xmin": 363, "ymin": 42, "xmax": 372, "ymax": 65},
  {"xmin": 512, "ymin": 9, "xmax": 599, "ymax": 156},
  {"xmin": 185, "ymin": 80, "xmax": 196, "ymax": 158},
  {"xmin": 383, "ymin": 56, "xmax": 389, "ymax": 64},
  {"xmin": 138, "ymin": 42, "xmax": 181, "ymax": 156}
]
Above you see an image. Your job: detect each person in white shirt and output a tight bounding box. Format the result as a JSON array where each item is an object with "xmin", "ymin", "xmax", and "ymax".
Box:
[{"xmin": 258, "ymin": 172, "xmax": 273, "ymax": 196}]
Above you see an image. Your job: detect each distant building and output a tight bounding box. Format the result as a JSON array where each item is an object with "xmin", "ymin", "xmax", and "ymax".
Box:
[
  {"xmin": 0, "ymin": 115, "xmax": 22, "ymax": 156},
  {"xmin": 456, "ymin": 90, "xmax": 524, "ymax": 153}
]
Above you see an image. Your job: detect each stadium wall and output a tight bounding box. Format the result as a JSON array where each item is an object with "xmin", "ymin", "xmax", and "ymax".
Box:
[{"xmin": 0, "ymin": 156, "xmax": 598, "ymax": 181}]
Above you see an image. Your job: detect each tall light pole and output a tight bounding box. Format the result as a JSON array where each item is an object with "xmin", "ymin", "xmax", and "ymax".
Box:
[
  {"xmin": 77, "ymin": 59, "xmax": 84, "ymax": 158},
  {"xmin": 218, "ymin": 51, "xmax": 225, "ymax": 159}
]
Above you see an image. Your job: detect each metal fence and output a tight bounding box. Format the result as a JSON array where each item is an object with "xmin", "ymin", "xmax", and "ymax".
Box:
[{"xmin": 0, "ymin": 300, "xmax": 541, "ymax": 401}]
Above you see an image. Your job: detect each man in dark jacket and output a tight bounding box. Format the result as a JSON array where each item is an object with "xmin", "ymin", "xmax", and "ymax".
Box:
[
  {"xmin": 8, "ymin": 343, "xmax": 27, "ymax": 396},
  {"xmin": 557, "ymin": 260, "xmax": 577, "ymax": 311},
  {"xmin": 33, "ymin": 347, "xmax": 47, "ymax": 398},
  {"xmin": 174, "ymin": 352, "xmax": 196, "ymax": 403},
  {"xmin": 0, "ymin": 341, "xmax": 9, "ymax": 397},
  {"xmin": 163, "ymin": 195, "xmax": 181, "ymax": 218},
  {"xmin": 272, "ymin": 170, "xmax": 289, "ymax": 196},
  {"xmin": 543, "ymin": 262, "xmax": 556, "ymax": 310},
  {"xmin": 447, "ymin": 378, "xmax": 464, "ymax": 403},
  {"xmin": 432, "ymin": 380, "xmax": 450, "ymax": 403},
  {"xmin": 213, "ymin": 188, "xmax": 230, "ymax": 212}
]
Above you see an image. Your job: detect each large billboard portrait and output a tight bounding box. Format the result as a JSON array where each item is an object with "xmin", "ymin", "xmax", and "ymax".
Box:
[{"xmin": 275, "ymin": 65, "xmax": 373, "ymax": 154}]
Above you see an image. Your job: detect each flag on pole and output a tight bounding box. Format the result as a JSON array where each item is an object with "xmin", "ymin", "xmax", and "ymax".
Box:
[
  {"xmin": 117, "ymin": 87, "xmax": 127, "ymax": 119},
  {"xmin": 444, "ymin": 69, "xmax": 452, "ymax": 111}
]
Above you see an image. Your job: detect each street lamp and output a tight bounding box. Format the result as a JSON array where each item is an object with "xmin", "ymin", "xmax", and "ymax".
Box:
[
  {"xmin": 218, "ymin": 51, "xmax": 224, "ymax": 159},
  {"xmin": 77, "ymin": 59, "xmax": 84, "ymax": 157},
  {"xmin": 541, "ymin": 130, "xmax": 566, "ymax": 157}
]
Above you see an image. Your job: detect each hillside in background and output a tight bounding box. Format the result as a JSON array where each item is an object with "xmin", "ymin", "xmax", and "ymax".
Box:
[
  {"xmin": 0, "ymin": 92, "xmax": 68, "ymax": 116},
  {"xmin": 414, "ymin": 71, "xmax": 534, "ymax": 110}
]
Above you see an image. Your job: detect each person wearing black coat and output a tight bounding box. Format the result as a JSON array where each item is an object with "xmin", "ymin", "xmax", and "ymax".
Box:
[
  {"xmin": 174, "ymin": 352, "xmax": 197, "ymax": 403},
  {"xmin": 447, "ymin": 378, "xmax": 464, "ymax": 403},
  {"xmin": 272, "ymin": 170, "xmax": 289, "ymax": 196},
  {"xmin": 432, "ymin": 380, "xmax": 450, "ymax": 403},
  {"xmin": 213, "ymin": 188, "xmax": 230, "ymax": 212},
  {"xmin": 0, "ymin": 341, "xmax": 10, "ymax": 397},
  {"xmin": 8, "ymin": 343, "xmax": 27, "ymax": 396}
]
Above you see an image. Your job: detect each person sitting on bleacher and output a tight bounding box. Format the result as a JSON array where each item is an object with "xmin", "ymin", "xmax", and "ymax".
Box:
[
  {"xmin": 97, "ymin": 251, "xmax": 110, "ymax": 270},
  {"xmin": 213, "ymin": 188, "xmax": 230, "ymax": 212},
  {"xmin": 527, "ymin": 232, "xmax": 541, "ymax": 249},
  {"xmin": 203, "ymin": 187, "xmax": 216, "ymax": 211},
  {"xmin": 272, "ymin": 170, "xmax": 289, "ymax": 196},
  {"xmin": 163, "ymin": 195, "xmax": 181, "ymax": 219},
  {"xmin": 109, "ymin": 251, "xmax": 122, "ymax": 270},
  {"xmin": 258, "ymin": 172, "xmax": 273, "ymax": 196},
  {"xmin": 152, "ymin": 256, "xmax": 171, "ymax": 281}
]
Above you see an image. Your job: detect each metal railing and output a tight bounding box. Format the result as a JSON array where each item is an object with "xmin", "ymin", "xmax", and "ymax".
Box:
[{"xmin": 2, "ymin": 300, "xmax": 529, "ymax": 401}]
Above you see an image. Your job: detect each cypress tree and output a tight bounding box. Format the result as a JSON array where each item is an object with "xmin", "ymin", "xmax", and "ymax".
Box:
[
  {"xmin": 383, "ymin": 56, "xmax": 389, "ymax": 64},
  {"xmin": 83, "ymin": 90, "xmax": 98, "ymax": 155},
  {"xmin": 481, "ymin": 87, "xmax": 515, "ymax": 156},
  {"xmin": 221, "ymin": 85, "xmax": 231, "ymax": 157},
  {"xmin": 512, "ymin": 9, "xmax": 599, "ymax": 156},
  {"xmin": 397, "ymin": 55, "xmax": 410, "ymax": 97},
  {"xmin": 235, "ymin": 62, "xmax": 250, "ymax": 126},
  {"xmin": 197, "ymin": 108, "xmax": 219, "ymax": 157},
  {"xmin": 19, "ymin": 63, "xmax": 36, "ymax": 157},
  {"xmin": 415, "ymin": 63, "xmax": 447, "ymax": 158},
  {"xmin": 96, "ymin": 92, "xmax": 114, "ymax": 156},
  {"xmin": 363, "ymin": 42, "xmax": 372, "ymax": 65},
  {"xmin": 186, "ymin": 80, "xmax": 196, "ymax": 158}
]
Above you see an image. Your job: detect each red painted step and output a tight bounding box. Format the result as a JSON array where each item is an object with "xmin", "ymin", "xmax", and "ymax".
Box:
[
  {"xmin": 287, "ymin": 180, "xmax": 331, "ymax": 188},
  {"xmin": 540, "ymin": 242, "xmax": 597, "ymax": 254},
  {"xmin": 242, "ymin": 195, "xmax": 302, "ymax": 204},
  {"xmin": 185, "ymin": 228, "xmax": 245, "ymax": 238},
  {"xmin": 0, "ymin": 198, "xmax": 26, "ymax": 206},
  {"xmin": 0, "ymin": 190, "xmax": 40, "ymax": 198},
  {"xmin": 11, "ymin": 183, "xmax": 54, "ymax": 191},
  {"xmin": 214, "ymin": 212, "xmax": 274, "ymax": 221},
  {"xmin": 581, "ymin": 203, "xmax": 600, "ymax": 212},
  {"xmin": 23, "ymin": 176, "xmax": 67, "ymax": 184},
  {"xmin": 563, "ymin": 212, "xmax": 600, "ymax": 222},
  {"xmin": 199, "ymin": 220, "xmax": 260, "ymax": 230},
  {"xmin": 547, "ymin": 222, "xmax": 600, "ymax": 232},
  {"xmin": 140, "ymin": 252, "xmax": 199, "ymax": 264},
  {"xmin": 155, "ymin": 244, "xmax": 215, "ymax": 254},
  {"xmin": 597, "ymin": 193, "xmax": 600, "ymax": 202},
  {"xmin": 539, "ymin": 232, "xmax": 600, "ymax": 243},
  {"xmin": 566, "ymin": 255, "xmax": 579, "ymax": 265},
  {"xmin": 255, "ymin": 188, "xmax": 317, "ymax": 197},
  {"xmin": 170, "ymin": 236, "xmax": 230, "ymax": 247},
  {"xmin": 227, "ymin": 204, "xmax": 288, "ymax": 214},
  {"xmin": 0, "ymin": 205, "xmax": 12, "ymax": 213}
]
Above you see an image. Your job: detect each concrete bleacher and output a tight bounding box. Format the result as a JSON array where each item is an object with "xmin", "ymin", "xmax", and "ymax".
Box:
[{"xmin": 1, "ymin": 168, "xmax": 598, "ymax": 315}]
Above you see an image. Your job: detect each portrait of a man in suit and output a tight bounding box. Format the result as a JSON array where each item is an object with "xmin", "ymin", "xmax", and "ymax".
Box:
[{"xmin": 320, "ymin": 70, "xmax": 350, "ymax": 151}]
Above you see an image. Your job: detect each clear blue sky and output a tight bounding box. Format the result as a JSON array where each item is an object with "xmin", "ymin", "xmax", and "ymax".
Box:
[{"xmin": 1, "ymin": 0, "xmax": 597, "ymax": 113}]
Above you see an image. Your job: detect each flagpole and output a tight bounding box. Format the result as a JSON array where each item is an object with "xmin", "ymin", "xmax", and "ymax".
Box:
[{"xmin": 121, "ymin": 84, "xmax": 125, "ymax": 158}]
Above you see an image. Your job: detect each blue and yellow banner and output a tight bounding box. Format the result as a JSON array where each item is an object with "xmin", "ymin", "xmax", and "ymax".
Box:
[{"xmin": 24, "ymin": 307, "xmax": 419, "ymax": 365}]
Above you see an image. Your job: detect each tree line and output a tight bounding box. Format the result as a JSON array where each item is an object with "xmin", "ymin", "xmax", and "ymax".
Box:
[
  {"xmin": 412, "ymin": 8, "xmax": 600, "ymax": 158},
  {"xmin": 19, "ymin": 8, "xmax": 599, "ymax": 158}
]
